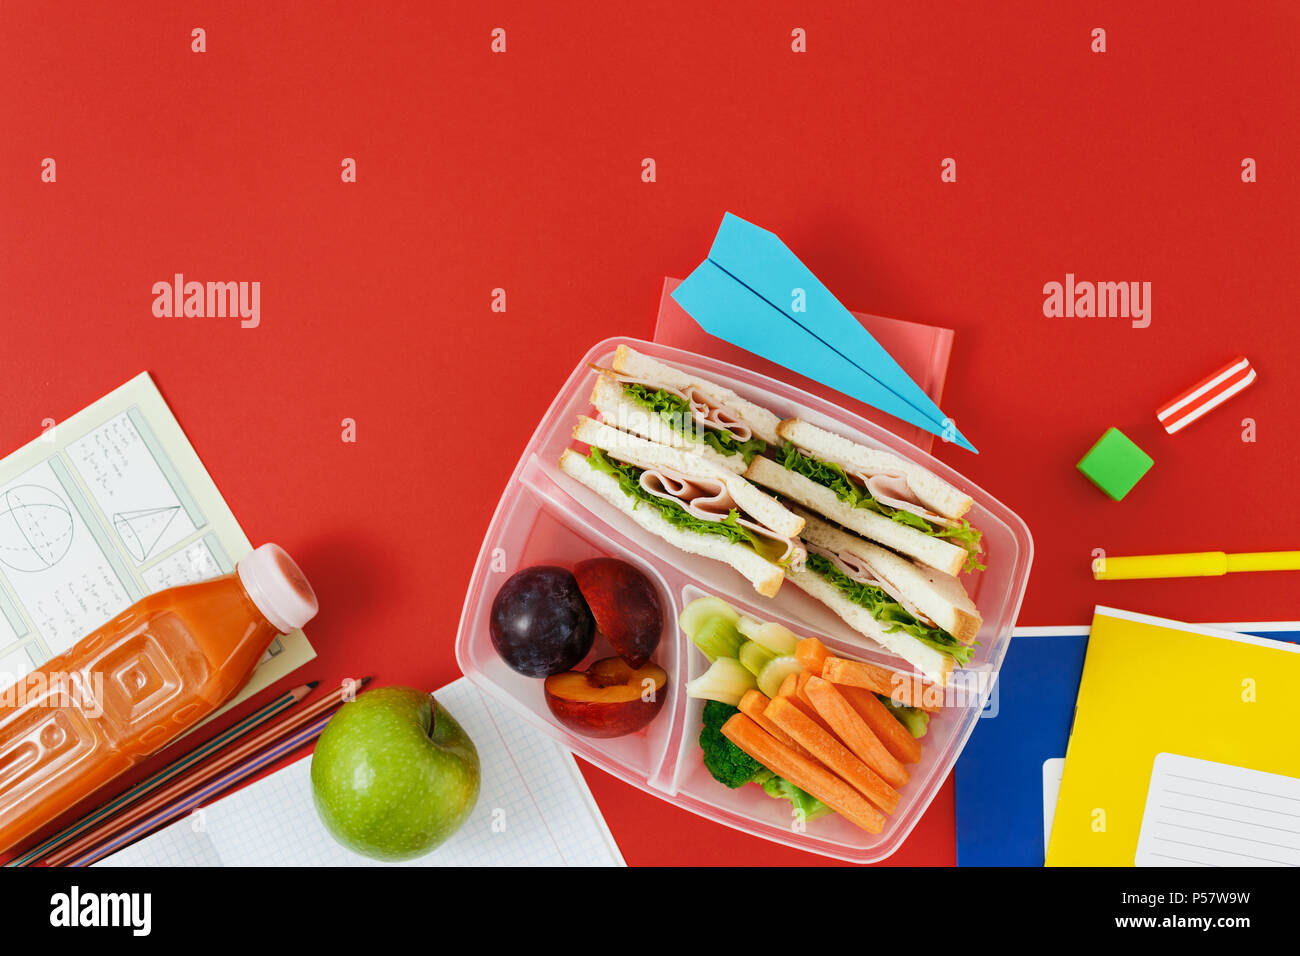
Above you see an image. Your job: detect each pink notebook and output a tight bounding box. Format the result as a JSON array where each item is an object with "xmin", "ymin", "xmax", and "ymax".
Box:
[{"xmin": 651, "ymin": 277, "xmax": 955, "ymax": 453}]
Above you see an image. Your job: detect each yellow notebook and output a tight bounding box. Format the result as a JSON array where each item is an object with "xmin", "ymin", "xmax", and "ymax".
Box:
[{"xmin": 1046, "ymin": 606, "xmax": 1300, "ymax": 866}]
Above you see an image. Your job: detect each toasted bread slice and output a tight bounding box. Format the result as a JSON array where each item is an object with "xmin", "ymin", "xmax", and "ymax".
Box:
[
  {"xmin": 778, "ymin": 418, "xmax": 972, "ymax": 521},
  {"xmin": 574, "ymin": 416, "xmax": 803, "ymax": 539},
  {"xmin": 559, "ymin": 449, "xmax": 786, "ymax": 597},
  {"xmin": 589, "ymin": 374, "xmax": 747, "ymax": 473},
  {"xmin": 744, "ymin": 456, "xmax": 965, "ymax": 576},
  {"xmin": 797, "ymin": 509, "xmax": 981, "ymax": 643},
  {"xmin": 611, "ymin": 345, "xmax": 783, "ymax": 446}
]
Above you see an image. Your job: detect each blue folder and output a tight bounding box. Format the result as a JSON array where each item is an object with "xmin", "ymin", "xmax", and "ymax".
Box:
[
  {"xmin": 671, "ymin": 213, "xmax": 976, "ymax": 453},
  {"xmin": 955, "ymin": 626, "xmax": 1300, "ymax": 866}
]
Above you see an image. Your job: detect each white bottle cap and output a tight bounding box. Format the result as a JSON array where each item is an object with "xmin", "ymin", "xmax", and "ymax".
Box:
[{"xmin": 236, "ymin": 544, "xmax": 318, "ymax": 633}]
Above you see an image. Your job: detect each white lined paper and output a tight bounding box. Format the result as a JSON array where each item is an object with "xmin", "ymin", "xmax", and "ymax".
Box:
[{"xmin": 1135, "ymin": 753, "xmax": 1300, "ymax": 867}]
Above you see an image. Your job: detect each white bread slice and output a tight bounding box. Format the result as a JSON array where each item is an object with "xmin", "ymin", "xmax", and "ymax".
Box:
[
  {"xmin": 589, "ymin": 374, "xmax": 747, "ymax": 474},
  {"xmin": 744, "ymin": 456, "xmax": 965, "ymax": 576},
  {"xmin": 559, "ymin": 449, "xmax": 786, "ymax": 597},
  {"xmin": 777, "ymin": 418, "xmax": 972, "ymax": 521},
  {"xmin": 573, "ymin": 416, "xmax": 804, "ymax": 539},
  {"xmin": 797, "ymin": 510, "xmax": 982, "ymax": 644},
  {"xmin": 611, "ymin": 344, "xmax": 783, "ymax": 446},
  {"xmin": 788, "ymin": 567, "xmax": 955, "ymax": 685}
]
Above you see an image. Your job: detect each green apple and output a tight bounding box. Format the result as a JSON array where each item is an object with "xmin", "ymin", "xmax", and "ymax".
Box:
[{"xmin": 310, "ymin": 686, "xmax": 480, "ymax": 861}]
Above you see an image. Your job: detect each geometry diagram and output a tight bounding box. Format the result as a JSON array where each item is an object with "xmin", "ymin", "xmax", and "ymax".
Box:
[
  {"xmin": 113, "ymin": 506, "xmax": 181, "ymax": 563},
  {"xmin": 0, "ymin": 484, "xmax": 74, "ymax": 573}
]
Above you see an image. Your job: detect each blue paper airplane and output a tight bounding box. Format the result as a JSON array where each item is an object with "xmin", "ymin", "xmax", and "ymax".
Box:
[{"xmin": 671, "ymin": 212, "xmax": 977, "ymax": 453}]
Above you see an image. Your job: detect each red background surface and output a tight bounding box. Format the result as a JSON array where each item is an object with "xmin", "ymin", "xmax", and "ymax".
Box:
[{"xmin": 3, "ymin": 2, "xmax": 1299, "ymax": 866}]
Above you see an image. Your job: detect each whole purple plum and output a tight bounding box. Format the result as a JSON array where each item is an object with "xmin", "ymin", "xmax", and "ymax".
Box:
[{"xmin": 489, "ymin": 566, "xmax": 595, "ymax": 677}]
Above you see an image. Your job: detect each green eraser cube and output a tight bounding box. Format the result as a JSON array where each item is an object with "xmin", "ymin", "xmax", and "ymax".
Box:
[{"xmin": 1076, "ymin": 427, "xmax": 1153, "ymax": 500}]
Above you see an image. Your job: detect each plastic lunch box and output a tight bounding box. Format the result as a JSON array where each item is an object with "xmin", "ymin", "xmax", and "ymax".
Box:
[{"xmin": 455, "ymin": 337, "xmax": 1033, "ymax": 863}]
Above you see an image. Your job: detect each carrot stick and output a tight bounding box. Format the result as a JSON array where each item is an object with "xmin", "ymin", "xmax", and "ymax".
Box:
[
  {"xmin": 737, "ymin": 689, "xmax": 817, "ymax": 762},
  {"xmin": 782, "ymin": 671, "xmax": 838, "ymax": 738},
  {"xmin": 795, "ymin": 669, "xmax": 812, "ymax": 697},
  {"xmin": 793, "ymin": 672, "xmax": 838, "ymax": 735},
  {"xmin": 804, "ymin": 676, "xmax": 909, "ymax": 788},
  {"xmin": 822, "ymin": 656, "xmax": 942, "ymax": 712},
  {"xmin": 795, "ymin": 637, "xmax": 831, "ymax": 676},
  {"xmin": 839, "ymin": 684, "xmax": 924, "ymax": 764},
  {"xmin": 721, "ymin": 714, "xmax": 885, "ymax": 834},
  {"xmin": 764, "ymin": 696, "xmax": 900, "ymax": 815}
]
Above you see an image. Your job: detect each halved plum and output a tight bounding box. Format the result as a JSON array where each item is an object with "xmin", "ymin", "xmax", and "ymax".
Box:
[
  {"xmin": 573, "ymin": 558, "xmax": 664, "ymax": 669},
  {"xmin": 543, "ymin": 656, "xmax": 668, "ymax": 738}
]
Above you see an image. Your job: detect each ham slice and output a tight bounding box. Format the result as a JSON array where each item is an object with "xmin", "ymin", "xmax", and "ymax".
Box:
[
  {"xmin": 807, "ymin": 543, "xmax": 938, "ymax": 628},
  {"xmin": 862, "ymin": 474, "xmax": 957, "ymax": 528},
  {"xmin": 637, "ymin": 464, "xmax": 799, "ymax": 565},
  {"xmin": 604, "ymin": 369, "xmax": 754, "ymax": 443}
]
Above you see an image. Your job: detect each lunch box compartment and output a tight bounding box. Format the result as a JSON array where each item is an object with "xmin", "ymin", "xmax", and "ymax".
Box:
[
  {"xmin": 456, "ymin": 338, "xmax": 1033, "ymax": 862},
  {"xmin": 669, "ymin": 583, "xmax": 990, "ymax": 859},
  {"xmin": 454, "ymin": 471, "xmax": 684, "ymax": 792}
]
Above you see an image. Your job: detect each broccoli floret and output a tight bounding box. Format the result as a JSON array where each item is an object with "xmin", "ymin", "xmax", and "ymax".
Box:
[
  {"xmin": 757, "ymin": 772, "xmax": 832, "ymax": 820},
  {"xmin": 699, "ymin": 701, "xmax": 764, "ymax": 788}
]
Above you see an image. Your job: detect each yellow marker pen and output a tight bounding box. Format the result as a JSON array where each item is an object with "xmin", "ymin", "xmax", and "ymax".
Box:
[{"xmin": 1093, "ymin": 550, "xmax": 1300, "ymax": 580}]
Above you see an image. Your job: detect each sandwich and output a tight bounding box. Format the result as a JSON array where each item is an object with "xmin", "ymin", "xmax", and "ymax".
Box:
[
  {"xmin": 791, "ymin": 508, "xmax": 982, "ymax": 684},
  {"xmin": 588, "ymin": 345, "xmax": 783, "ymax": 474},
  {"xmin": 744, "ymin": 418, "xmax": 983, "ymax": 576},
  {"xmin": 559, "ymin": 416, "xmax": 806, "ymax": 597}
]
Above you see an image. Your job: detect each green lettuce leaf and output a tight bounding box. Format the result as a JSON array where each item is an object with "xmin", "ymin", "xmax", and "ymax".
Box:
[
  {"xmin": 805, "ymin": 552, "xmax": 976, "ymax": 666},
  {"xmin": 779, "ymin": 443, "xmax": 985, "ymax": 572},
  {"xmin": 622, "ymin": 383, "xmax": 767, "ymax": 465},
  {"xmin": 585, "ymin": 448, "xmax": 790, "ymax": 566}
]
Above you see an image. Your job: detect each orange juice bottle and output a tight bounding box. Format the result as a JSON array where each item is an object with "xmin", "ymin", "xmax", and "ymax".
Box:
[{"xmin": 0, "ymin": 543, "xmax": 317, "ymax": 853}]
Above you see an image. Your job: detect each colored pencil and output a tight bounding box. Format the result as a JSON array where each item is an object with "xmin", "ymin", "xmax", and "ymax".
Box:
[
  {"xmin": 8, "ymin": 681, "xmax": 316, "ymax": 867},
  {"xmin": 68, "ymin": 714, "xmax": 334, "ymax": 867},
  {"xmin": 46, "ymin": 677, "xmax": 368, "ymax": 866}
]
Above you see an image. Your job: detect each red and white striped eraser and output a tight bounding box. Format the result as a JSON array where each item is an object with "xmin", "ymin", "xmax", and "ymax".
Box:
[{"xmin": 1156, "ymin": 355, "xmax": 1256, "ymax": 435}]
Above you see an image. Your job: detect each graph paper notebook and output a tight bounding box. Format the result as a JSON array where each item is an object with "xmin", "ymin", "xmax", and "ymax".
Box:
[
  {"xmin": 0, "ymin": 372, "xmax": 313, "ymax": 705},
  {"xmin": 95, "ymin": 678, "xmax": 625, "ymax": 867}
]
